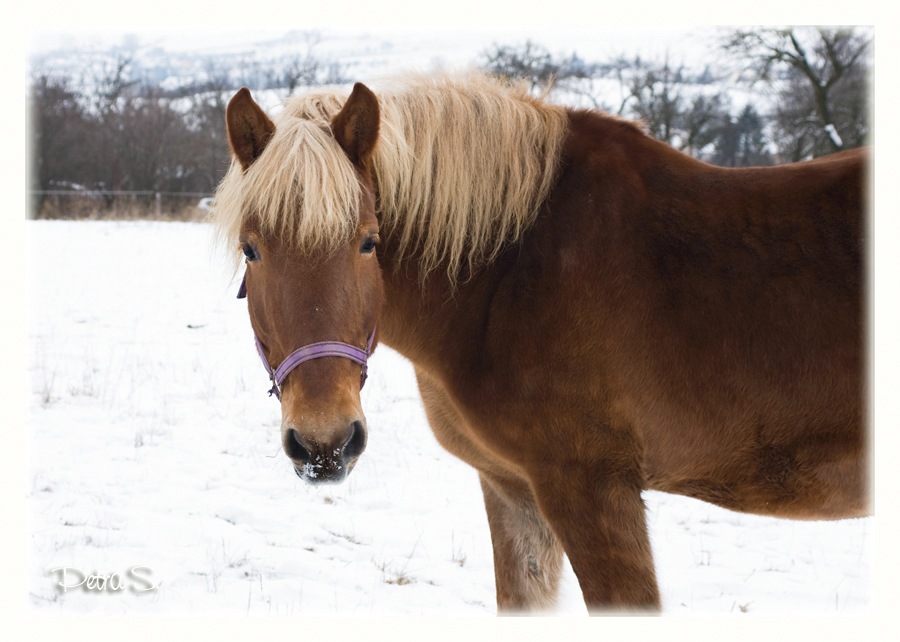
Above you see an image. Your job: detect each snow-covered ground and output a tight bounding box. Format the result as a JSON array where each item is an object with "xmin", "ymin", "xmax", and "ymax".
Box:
[{"xmin": 26, "ymin": 220, "xmax": 872, "ymax": 616}]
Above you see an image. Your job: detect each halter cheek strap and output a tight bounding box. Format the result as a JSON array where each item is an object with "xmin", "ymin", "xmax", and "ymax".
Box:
[{"xmin": 237, "ymin": 273, "xmax": 375, "ymax": 400}]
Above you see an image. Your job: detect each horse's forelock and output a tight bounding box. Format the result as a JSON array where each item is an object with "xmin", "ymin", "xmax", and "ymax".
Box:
[{"xmin": 212, "ymin": 105, "xmax": 362, "ymax": 270}]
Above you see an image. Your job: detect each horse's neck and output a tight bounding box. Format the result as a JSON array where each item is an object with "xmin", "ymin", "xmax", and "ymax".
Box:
[
  {"xmin": 375, "ymin": 243, "xmax": 500, "ymax": 380},
  {"xmin": 371, "ymin": 109, "xmax": 661, "ymax": 379}
]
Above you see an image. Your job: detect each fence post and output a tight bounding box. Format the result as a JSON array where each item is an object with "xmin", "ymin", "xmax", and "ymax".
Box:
[{"xmin": 155, "ymin": 192, "xmax": 161, "ymax": 217}]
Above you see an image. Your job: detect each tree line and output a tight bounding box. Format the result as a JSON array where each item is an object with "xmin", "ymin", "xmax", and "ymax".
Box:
[
  {"xmin": 28, "ymin": 27, "xmax": 870, "ymax": 218},
  {"xmin": 29, "ymin": 41, "xmax": 344, "ymax": 207},
  {"xmin": 482, "ymin": 27, "xmax": 869, "ymax": 165}
]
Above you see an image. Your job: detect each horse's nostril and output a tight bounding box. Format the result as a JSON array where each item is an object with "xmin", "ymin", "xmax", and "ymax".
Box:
[
  {"xmin": 342, "ymin": 421, "xmax": 366, "ymax": 462},
  {"xmin": 285, "ymin": 429, "xmax": 311, "ymax": 464}
]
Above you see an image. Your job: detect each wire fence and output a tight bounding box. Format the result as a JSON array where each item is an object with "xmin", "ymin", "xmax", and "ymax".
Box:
[{"xmin": 27, "ymin": 190, "xmax": 215, "ymax": 221}]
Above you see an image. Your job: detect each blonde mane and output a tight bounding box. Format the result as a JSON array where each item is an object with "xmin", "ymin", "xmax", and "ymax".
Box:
[{"xmin": 212, "ymin": 71, "xmax": 570, "ymax": 280}]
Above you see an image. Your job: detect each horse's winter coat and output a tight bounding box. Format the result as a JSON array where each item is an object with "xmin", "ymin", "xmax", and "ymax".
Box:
[{"xmin": 213, "ymin": 73, "xmax": 867, "ymax": 614}]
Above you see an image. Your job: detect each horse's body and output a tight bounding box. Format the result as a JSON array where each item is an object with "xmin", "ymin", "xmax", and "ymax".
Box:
[{"xmin": 213, "ymin": 73, "xmax": 867, "ymax": 613}]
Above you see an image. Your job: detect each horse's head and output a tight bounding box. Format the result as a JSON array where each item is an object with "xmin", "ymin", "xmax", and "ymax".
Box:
[{"xmin": 224, "ymin": 84, "xmax": 384, "ymax": 484}]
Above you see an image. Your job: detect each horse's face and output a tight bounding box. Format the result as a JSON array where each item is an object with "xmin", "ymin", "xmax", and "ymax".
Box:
[
  {"xmin": 226, "ymin": 84, "xmax": 383, "ymax": 484},
  {"xmin": 239, "ymin": 211, "xmax": 383, "ymax": 484}
]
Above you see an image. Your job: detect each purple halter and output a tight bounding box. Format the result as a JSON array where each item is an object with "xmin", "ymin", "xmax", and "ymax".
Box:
[{"xmin": 237, "ymin": 273, "xmax": 375, "ymax": 400}]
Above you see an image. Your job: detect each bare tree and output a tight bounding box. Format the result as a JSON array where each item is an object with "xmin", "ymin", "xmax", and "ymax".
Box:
[
  {"xmin": 261, "ymin": 31, "xmax": 347, "ymax": 97},
  {"xmin": 321, "ymin": 61, "xmax": 348, "ymax": 85},
  {"xmin": 481, "ymin": 43, "xmax": 766, "ymax": 164},
  {"xmin": 276, "ymin": 52, "xmax": 319, "ymax": 95},
  {"xmin": 623, "ymin": 56, "xmax": 685, "ymax": 145},
  {"xmin": 90, "ymin": 54, "xmax": 135, "ymax": 122},
  {"xmin": 681, "ymin": 93, "xmax": 731, "ymax": 158},
  {"xmin": 480, "ymin": 40, "xmax": 592, "ymax": 93},
  {"xmin": 607, "ymin": 56, "xmax": 745, "ymax": 160},
  {"xmin": 29, "ymin": 72, "xmax": 90, "ymax": 218},
  {"xmin": 276, "ymin": 31, "xmax": 323, "ymax": 96},
  {"xmin": 721, "ymin": 27, "xmax": 870, "ymax": 158},
  {"xmin": 113, "ymin": 82, "xmax": 195, "ymax": 191},
  {"xmin": 183, "ymin": 61, "xmax": 236, "ymax": 191}
]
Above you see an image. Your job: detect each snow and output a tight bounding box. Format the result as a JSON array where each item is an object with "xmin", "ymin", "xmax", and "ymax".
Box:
[
  {"xmin": 825, "ymin": 123, "xmax": 844, "ymax": 148},
  {"xmin": 27, "ymin": 220, "xmax": 873, "ymax": 616}
]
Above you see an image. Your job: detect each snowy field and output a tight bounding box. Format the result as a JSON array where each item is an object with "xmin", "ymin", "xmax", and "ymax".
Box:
[{"xmin": 26, "ymin": 220, "xmax": 873, "ymax": 616}]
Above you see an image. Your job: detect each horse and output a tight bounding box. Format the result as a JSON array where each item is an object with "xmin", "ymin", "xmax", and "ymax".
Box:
[{"xmin": 211, "ymin": 72, "xmax": 867, "ymax": 614}]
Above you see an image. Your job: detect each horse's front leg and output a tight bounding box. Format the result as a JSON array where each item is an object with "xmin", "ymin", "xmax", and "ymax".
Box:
[
  {"xmin": 524, "ymin": 432, "xmax": 661, "ymax": 613},
  {"xmin": 479, "ymin": 471, "xmax": 564, "ymax": 614},
  {"xmin": 414, "ymin": 367, "xmax": 563, "ymax": 614}
]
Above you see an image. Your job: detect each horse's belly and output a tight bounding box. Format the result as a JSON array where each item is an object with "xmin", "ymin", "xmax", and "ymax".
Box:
[{"xmin": 647, "ymin": 438, "xmax": 868, "ymax": 520}]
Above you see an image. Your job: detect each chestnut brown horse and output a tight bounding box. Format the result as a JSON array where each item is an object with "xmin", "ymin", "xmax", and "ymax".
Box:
[{"xmin": 212, "ymin": 72, "xmax": 867, "ymax": 614}]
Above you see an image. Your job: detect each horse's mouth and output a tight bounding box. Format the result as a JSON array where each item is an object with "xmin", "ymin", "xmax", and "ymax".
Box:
[
  {"xmin": 293, "ymin": 458, "xmax": 358, "ymax": 485},
  {"xmin": 284, "ymin": 422, "xmax": 367, "ymax": 486}
]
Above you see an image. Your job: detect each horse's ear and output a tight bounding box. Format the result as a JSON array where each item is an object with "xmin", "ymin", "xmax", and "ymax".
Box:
[
  {"xmin": 331, "ymin": 83, "xmax": 380, "ymax": 167},
  {"xmin": 226, "ymin": 87, "xmax": 276, "ymax": 170}
]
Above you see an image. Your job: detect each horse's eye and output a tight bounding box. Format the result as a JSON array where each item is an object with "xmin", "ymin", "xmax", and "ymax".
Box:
[
  {"xmin": 360, "ymin": 237, "xmax": 377, "ymax": 255},
  {"xmin": 242, "ymin": 243, "xmax": 259, "ymax": 261}
]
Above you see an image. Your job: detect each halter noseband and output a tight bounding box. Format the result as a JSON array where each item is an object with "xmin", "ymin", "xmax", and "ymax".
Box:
[{"xmin": 237, "ymin": 273, "xmax": 375, "ymax": 400}]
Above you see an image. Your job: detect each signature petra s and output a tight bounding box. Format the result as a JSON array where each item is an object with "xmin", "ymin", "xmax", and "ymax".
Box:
[{"xmin": 50, "ymin": 566, "xmax": 158, "ymax": 593}]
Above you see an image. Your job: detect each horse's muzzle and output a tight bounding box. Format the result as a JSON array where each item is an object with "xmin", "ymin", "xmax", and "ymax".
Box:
[{"xmin": 285, "ymin": 420, "xmax": 367, "ymax": 485}]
